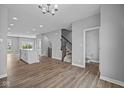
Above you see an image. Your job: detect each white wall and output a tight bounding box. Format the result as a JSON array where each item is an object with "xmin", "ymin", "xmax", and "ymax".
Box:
[
  {"xmin": 36, "ymin": 34, "xmax": 42, "ymax": 49},
  {"xmin": 85, "ymin": 29, "xmax": 99, "ymax": 62},
  {"xmin": 36, "ymin": 34, "xmax": 42, "ymax": 56},
  {"xmin": 42, "ymin": 30, "xmax": 62, "ymax": 60},
  {"xmin": 0, "ymin": 5, "xmax": 8, "ymax": 77},
  {"xmin": 8, "ymin": 36, "xmax": 19, "ymax": 53},
  {"xmin": 100, "ymin": 5, "xmax": 124, "ymax": 83},
  {"xmin": 72, "ymin": 14, "xmax": 100, "ymax": 67}
]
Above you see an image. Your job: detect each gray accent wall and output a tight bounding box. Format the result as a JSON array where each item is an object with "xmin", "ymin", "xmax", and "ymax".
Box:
[
  {"xmin": 100, "ymin": 5, "xmax": 124, "ymax": 82},
  {"xmin": 72, "ymin": 14, "xmax": 100, "ymax": 67}
]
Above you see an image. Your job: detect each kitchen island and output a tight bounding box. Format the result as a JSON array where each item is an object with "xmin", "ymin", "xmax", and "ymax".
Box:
[{"xmin": 20, "ymin": 49, "xmax": 39, "ymax": 64}]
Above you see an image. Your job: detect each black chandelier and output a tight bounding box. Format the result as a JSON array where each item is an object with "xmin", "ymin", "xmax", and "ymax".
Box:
[{"xmin": 38, "ymin": 4, "xmax": 58, "ymax": 16}]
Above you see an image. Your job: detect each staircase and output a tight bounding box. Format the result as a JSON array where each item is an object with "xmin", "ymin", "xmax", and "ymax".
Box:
[{"xmin": 61, "ymin": 29, "xmax": 72, "ymax": 63}]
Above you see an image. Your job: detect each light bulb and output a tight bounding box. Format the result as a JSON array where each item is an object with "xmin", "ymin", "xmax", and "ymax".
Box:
[
  {"xmin": 13, "ymin": 17, "xmax": 18, "ymax": 21},
  {"xmin": 51, "ymin": 9, "xmax": 55, "ymax": 15},
  {"xmin": 42, "ymin": 8, "xmax": 46, "ymax": 14},
  {"xmin": 47, "ymin": 4, "xmax": 50, "ymax": 6},
  {"xmin": 54, "ymin": 4, "xmax": 58, "ymax": 9},
  {"xmin": 8, "ymin": 28, "xmax": 11, "ymax": 30},
  {"xmin": 38, "ymin": 4, "xmax": 42, "ymax": 8},
  {"xmin": 54, "ymin": 4, "xmax": 58, "ymax": 11},
  {"xmin": 10, "ymin": 24, "xmax": 14, "ymax": 26},
  {"xmin": 40, "ymin": 25, "xmax": 43, "ymax": 28}
]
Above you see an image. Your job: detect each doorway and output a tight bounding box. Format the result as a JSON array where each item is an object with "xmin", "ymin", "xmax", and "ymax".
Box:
[
  {"xmin": 42, "ymin": 35, "xmax": 52, "ymax": 58},
  {"xmin": 83, "ymin": 26, "xmax": 100, "ymax": 67},
  {"xmin": 48, "ymin": 41, "xmax": 52, "ymax": 58}
]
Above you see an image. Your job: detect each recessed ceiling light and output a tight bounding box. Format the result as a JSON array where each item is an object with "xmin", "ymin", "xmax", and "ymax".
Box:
[
  {"xmin": 8, "ymin": 32, "xmax": 11, "ymax": 34},
  {"xmin": 12, "ymin": 17, "xmax": 18, "ymax": 21},
  {"xmin": 55, "ymin": 33, "xmax": 58, "ymax": 35},
  {"xmin": 8, "ymin": 28, "xmax": 11, "ymax": 30},
  {"xmin": 27, "ymin": 31, "xmax": 30, "ymax": 33},
  {"xmin": 40, "ymin": 25, "xmax": 43, "ymax": 28},
  {"xmin": 10, "ymin": 24, "xmax": 14, "ymax": 26},
  {"xmin": 32, "ymin": 28, "xmax": 36, "ymax": 31}
]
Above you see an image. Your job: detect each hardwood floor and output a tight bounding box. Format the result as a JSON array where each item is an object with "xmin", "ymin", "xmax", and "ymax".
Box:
[{"xmin": 0, "ymin": 54, "xmax": 123, "ymax": 88}]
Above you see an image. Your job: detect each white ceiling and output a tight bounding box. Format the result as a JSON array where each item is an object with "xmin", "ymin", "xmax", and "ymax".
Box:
[{"xmin": 6, "ymin": 4, "xmax": 100, "ymax": 37}]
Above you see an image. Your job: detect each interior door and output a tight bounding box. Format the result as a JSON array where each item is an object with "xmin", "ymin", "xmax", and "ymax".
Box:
[{"xmin": 48, "ymin": 47, "xmax": 52, "ymax": 58}]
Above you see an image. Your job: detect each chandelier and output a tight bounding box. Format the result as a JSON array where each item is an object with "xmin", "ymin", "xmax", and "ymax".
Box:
[{"xmin": 38, "ymin": 4, "xmax": 58, "ymax": 16}]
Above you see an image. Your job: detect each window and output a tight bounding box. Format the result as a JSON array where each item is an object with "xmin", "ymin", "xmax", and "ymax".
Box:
[
  {"xmin": 21, "ymin": 41, "xmax": 33, "ymax": 49},
  {"xmin": 7, "ymin": 39, "xmax": 12, "ymax": 50}
]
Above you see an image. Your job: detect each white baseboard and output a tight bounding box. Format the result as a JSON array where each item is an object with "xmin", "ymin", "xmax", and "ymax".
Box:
[
  {"xmin": 72, "ymin": 63, "xmax": 85, "ymax": 68},
  {"xmin": 100, "ymin": 75, "xmax": 124, "ymax": 87},
  {"xmin": 0, "ymin": 73, "xmax": 7, "ymax": 79},
  {"xmin": 88, "ymin": 59, "xmax": 99, "ymax": 63},
  {"xmin": 52, "ymin": 57, "xmax": 61, "ymax": 60},
  {"xmin": 65, "ymin": 61, "xmax": 71, "ymax": 63}
]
